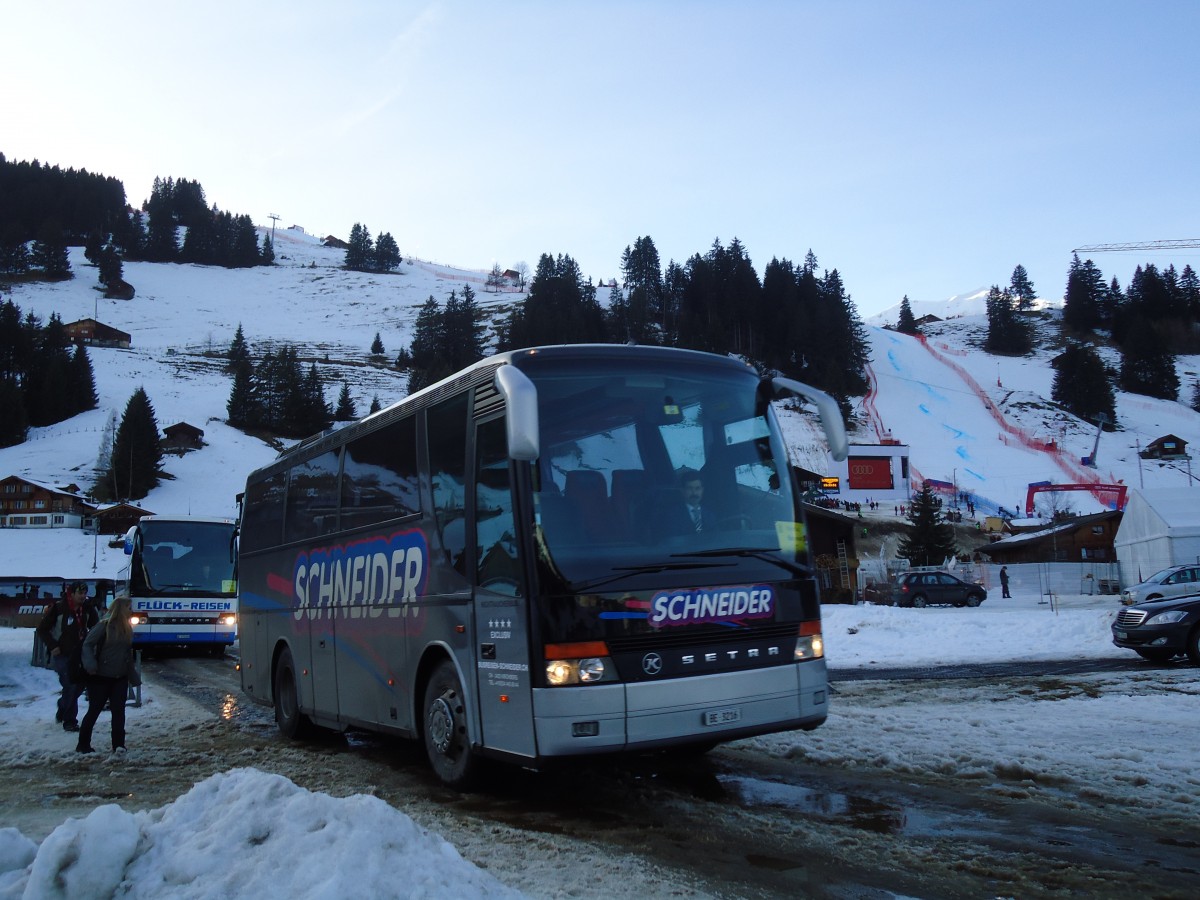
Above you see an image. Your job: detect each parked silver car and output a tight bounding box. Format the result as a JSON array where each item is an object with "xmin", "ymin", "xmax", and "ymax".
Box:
[{"xmin": 1120, "ymin": 565, "xmax": 1200, "ymax": 606}]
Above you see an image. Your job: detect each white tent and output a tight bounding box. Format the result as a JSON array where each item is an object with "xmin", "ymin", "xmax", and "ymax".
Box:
[{"xmin": 1113, "ymin": 487, "xmax": 1200, "ymax": 586}]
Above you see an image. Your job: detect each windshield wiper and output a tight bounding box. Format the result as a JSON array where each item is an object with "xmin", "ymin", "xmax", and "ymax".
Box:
[
  {"xmin": 573, "ymin": 560, "xmax": 729, "ymax": 593},
  {"xmin": 671, "ymin": 547, "xmax": 809, "ymax": 577}
]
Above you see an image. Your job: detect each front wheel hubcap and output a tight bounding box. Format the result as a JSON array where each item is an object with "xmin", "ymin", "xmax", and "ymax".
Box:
[{"xmin": 428, "ymin": 697, "xmax": 454, "ymax": 754}]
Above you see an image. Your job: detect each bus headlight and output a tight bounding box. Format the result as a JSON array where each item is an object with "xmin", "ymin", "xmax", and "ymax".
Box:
[
  {"xmin": 543, "ymin": 641, "xmax": 617, "ymax": 686},
  {"xmin": 795, "ymin": 633, "xmax": 824, "ymax": 660},
  {"xmin": 545, "ymin": 657, "xmax": 613, "ymax": 686},
  {"xmin": 130, "ymin": 614, "xmax": 146, "ymax": 627},
  {"xmin": 220, "ymin": 613, "xmax": 238, "ymax": 627}
]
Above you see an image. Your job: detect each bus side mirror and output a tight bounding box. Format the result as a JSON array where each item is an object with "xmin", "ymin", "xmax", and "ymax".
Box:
[
  {"xmin": 123, "ymin": 525, "xmax": 138, "ymax": 556},
  {"xmin": 768, "ymin": 377, "xmax": 849, "ymax": 462},
  {"xmin": 494, "ymin": 365, "xmax": 540, "ymax": 461}
]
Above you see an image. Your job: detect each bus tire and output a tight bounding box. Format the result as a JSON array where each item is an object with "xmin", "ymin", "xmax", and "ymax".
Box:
[
  {"xmin": 274, "ymin": 646, "xmax": 314, "ymax": 739},
  {"xmin": 422, "ymin": 660, "xmax": 482, "ymax": 790}
]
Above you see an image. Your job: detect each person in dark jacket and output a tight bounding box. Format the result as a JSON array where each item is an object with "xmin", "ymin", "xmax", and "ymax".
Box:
[
  {"xmin": 662, "ymin": 468, "xmax": 711, "ymax": 536},
  {"xmin": 77, "ymin": 594, "xmax": 140, "ymax": 755},
  {"xmin": 35, "ymin": 581, "xmax": 99, "ymax": 732}
]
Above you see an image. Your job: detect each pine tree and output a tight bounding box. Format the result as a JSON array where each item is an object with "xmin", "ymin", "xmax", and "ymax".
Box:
[
  {"xmin": 335, "ymin": 382, "xmax": 357, "ymax": 421},
  {"xmin": 0, "ymin": 376, "xmax": 27, "ymax": 447},
  {"xmin": 103, "ymin": 387, "xmax": 163, "ymax": 501},
  {"xmin": 69, "ymin": 343, "xmax": 98, "ymax": 415},
  {"xmin": 344, "ymin": 223, "xmax": 374, "ymax": 271},
  {"xmin": 985, "ymin": 286, "xmax": 1032, "ymax": 354},
  {"xmin": 897, "ymin": 295, "xmax": 918, "ymax": 334},
  {"xmin": 1062, "ymin": 254, "xmax": 1105, "ymax": 333},
  {"xmin": 97, "ymin": 243, "xmax": 123, "ymax": 289},
  {"xmin": 226, "ymin": 361, "xmax": 258, "ymax": 428},
  {"xmin": 226, "ymin": 324, "xmax": 251, "ymax": 374},
  {"xmin": 1119, "ymin": 318, "xmax": 1179, "ymax": 400},
  {"xmin": 1009, "ymin": 264, "xmax": 1037, "ymax": 311},
  {"xmin": 1051, "ymin": 344, "xmax": 1115, "ymax": 426},
  {"xmin": 486, "ymin": 262, "xmax": 504, "ymax": 292},
  {"xmin": 369, "ymin": 395, "xmax": 382, "ymax": 415},
  {"xmin": 897, "ymin": 484, "xmax": 958, "ymax": 566},
  {"xmin": 260, "ymin": 234, "xmax": 275, "ymax": 266},
  {"xmin": 374, "ymin": 232, "xmax": 400, "ymax": 272},
  {"xmin": 31, "ymin": 221, "xmax": 71, "ymax": 279},
  {"xmin": 144, "ymin": 188, "xmax": 179, "ymax": 262},
  {"xmin": 370, "ymin": 332, "xmax": 385, "ymax": 356}
]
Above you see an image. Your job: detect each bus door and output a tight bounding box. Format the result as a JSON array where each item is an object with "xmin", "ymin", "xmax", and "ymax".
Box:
[{"xmin": 471, "ymin": 416, "xmax": 536, "ymax": 759}]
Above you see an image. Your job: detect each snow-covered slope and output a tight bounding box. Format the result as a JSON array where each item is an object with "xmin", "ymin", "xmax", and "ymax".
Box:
[{"xmin": 858, "ymin": 314, "xmax": 1200, "ymax": 517}]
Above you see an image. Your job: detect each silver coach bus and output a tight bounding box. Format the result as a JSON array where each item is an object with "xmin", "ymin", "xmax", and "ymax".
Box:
[{"xmin": 236, "ymin": 344, "xmax": 848, "ymax": 787}]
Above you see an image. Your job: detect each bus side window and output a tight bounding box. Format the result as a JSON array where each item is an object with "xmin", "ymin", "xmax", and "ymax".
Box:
[
  {"xmin": 241, "ymin": 470, "xmax": 287, "ymax": 553},
  {"xmin": 341, "ymin": 416, "xmax": 420, "ymax": 531},
  {"xmin": 428, "ymin": 394, "xmax": 469, "ymax": 576},
  {"xmin": 284, "ymin": 449, "xmax": 341, "ymax": 543}
]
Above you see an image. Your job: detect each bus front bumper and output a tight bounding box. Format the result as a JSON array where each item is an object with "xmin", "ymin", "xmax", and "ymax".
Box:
[{"xmin": 530, "ymin": 659, "xmax": 828, "ymax": 757}]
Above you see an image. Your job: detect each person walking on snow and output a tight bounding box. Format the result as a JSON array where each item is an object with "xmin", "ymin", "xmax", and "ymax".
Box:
[
  {"xmin": 35, "ymin": 581, "xmax": 99, "ymax": 732},
  {"xmin": 999, "ymin": 566, "xmax": 1012, "ymax": 599},
  {"xmin": 76, "ymin": 594, "xmax": 140, "ymax": 755}
]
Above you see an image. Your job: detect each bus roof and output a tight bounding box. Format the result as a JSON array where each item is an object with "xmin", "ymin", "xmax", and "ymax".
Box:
[{"xmin": 134, "ymin": 515, "xmax": 237, "ymax": 527}]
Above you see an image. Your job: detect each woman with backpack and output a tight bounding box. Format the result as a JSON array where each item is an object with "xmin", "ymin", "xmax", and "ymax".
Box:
[{"xmin": 76, "ymin": 594, "xmax": 141, "ymax": 755}]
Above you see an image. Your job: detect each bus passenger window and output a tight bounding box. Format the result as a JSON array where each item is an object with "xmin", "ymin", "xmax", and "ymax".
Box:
[
  {"xmin": 341, "ymin": 417, "xmax": 419, "ymax": 530},
  {"xmin": 284, "ymin": 449, "xmax": 341, "ymax": 543},
  {"xmin": 240, "ymin": 470, "xmax": 286, "ymax": 552},
  {"xmin": 428, "ymin": 394, "xmax": 469, "ymax": 576}
]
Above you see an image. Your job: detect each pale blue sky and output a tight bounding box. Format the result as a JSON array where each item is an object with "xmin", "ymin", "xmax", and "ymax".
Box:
[{"xmin": 5, "ymin": 1, "xmax": 1198, "ymax": 317}]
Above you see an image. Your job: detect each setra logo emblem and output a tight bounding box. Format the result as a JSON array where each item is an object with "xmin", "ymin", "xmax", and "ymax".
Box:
[{"xmin": 641, "ymin": 652, "xmax": 663, "ymax": 676}]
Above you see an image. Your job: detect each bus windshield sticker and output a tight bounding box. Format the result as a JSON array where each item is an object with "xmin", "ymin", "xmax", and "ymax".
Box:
[
  {"xmin": 648, "ymin": 584, "xmax": 774, "ymax": 628},
  {"xmin": 723, "ymin": 415, "xmax": 770, "ymax": 446},
  {"xmin": 775, "ymin": 521, "xmax": 806, "ymax": 553},
  {"xmin": 293, "ymin": 529, "xmax": 429, "ymax": 620}
]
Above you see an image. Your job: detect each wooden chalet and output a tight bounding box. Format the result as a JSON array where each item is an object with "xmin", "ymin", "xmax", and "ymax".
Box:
[
  {"xmin": 63, "ymin": 319, "xmax": 132, "ymax": 349},
  {"xmin": 163, "ymin": 422, "xmax": 205, "ymax": 453},
  {"xmin": 1140, "ymin": 434, "xmax": 1189, "ymax": 460},
  {"xmin": 93, "ymin": 502, "xmax": 153, "ymax": 536},
  {"xmin": 978, "ymin": 510, "xmax": 1122, "ymax": 564},
  {"xmin": 0, "ymin": 476, "xmax": 96, "ymax": 529}
]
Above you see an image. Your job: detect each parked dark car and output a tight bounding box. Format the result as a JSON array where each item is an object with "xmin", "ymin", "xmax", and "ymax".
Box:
[
  {"xmin": 1111, "ymin": 593, "xmax": 1200, "ymax": 664},
  {"xmin": 891, "ymin": 571, "xmax": 986, "ymax": 608}
]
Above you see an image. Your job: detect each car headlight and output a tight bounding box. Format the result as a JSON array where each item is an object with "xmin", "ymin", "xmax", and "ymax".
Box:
[{"xmin": 1145, "ymin": 610, "xmax": 1189, "ymax": 626}]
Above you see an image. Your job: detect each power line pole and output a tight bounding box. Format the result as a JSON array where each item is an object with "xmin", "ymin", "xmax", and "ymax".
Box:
[{"xmin": 268, "ymin": 213, "xmax": 280, "ymax": 244}]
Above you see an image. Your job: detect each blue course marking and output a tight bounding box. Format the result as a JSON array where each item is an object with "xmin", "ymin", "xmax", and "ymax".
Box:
[
  {"xmin": 918, "ymin": 404, "xmax": 930, "ymax": 414},
  {"xmin": 964, "ymin": 468, "xmax": 985, "ymax": 481},
  {"xmin": 956, "ymin": 446, "xmax": 971, "ymax": 460}
]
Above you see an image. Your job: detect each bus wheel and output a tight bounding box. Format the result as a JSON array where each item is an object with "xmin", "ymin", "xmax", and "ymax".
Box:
[
  {"xmin": 274, "ymin": 646, "xmax": 313, "ymax": 739},
  {"xmin": 423, "ymin": 660, "xmax": 481, "ymax": 789}
]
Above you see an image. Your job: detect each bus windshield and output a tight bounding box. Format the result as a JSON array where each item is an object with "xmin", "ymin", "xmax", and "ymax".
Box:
[
  {"xmin": 523, "ymin": 356, "xmax": 802, "ymax": 589},
  {"xmin": 132, "ymin": 520, "xmax": 237, "ymax": 597}
]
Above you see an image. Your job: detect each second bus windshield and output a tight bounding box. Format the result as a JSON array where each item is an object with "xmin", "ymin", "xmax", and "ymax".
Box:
[{"xmin": 137, "ymin": 521, "xmax": 237, "ymax": 596}]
